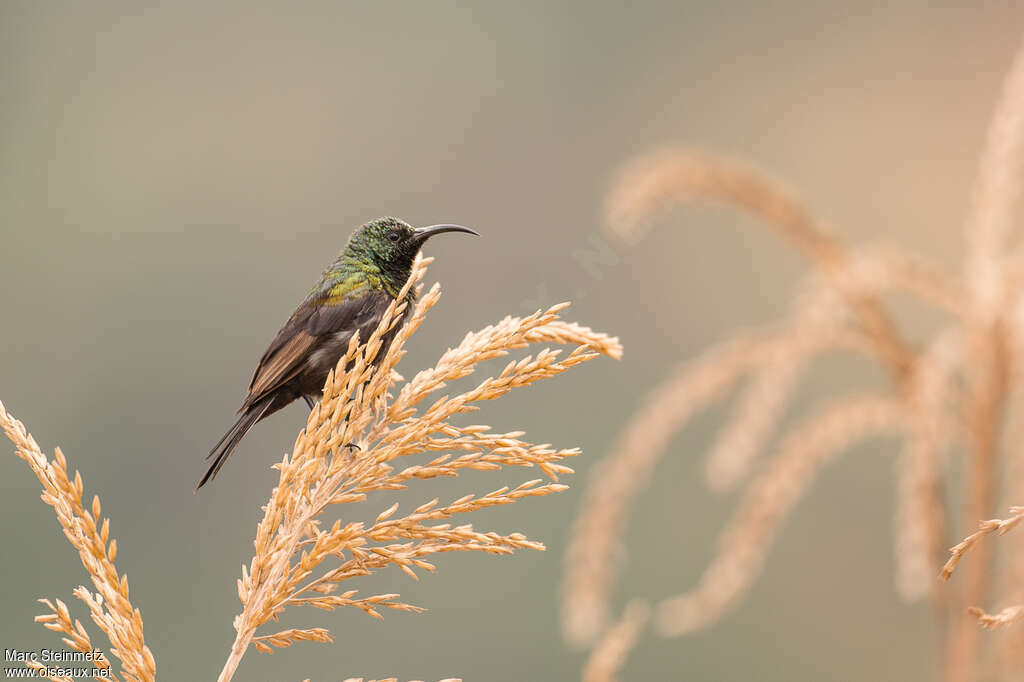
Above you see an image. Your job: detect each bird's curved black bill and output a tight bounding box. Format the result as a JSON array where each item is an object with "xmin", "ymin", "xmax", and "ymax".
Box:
[{"xmin": 413, "ymin": 224, "xmax": 479, "ymax": 245}]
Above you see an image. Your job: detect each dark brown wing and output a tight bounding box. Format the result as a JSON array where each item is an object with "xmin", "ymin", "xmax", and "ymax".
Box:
[
  {"xmin": 244, "ymin": 328, "xmax": 317, "ymax": 406},
  {"xmin": 242, "ymin": 291, "xmax": 392, "ymax": 409}
]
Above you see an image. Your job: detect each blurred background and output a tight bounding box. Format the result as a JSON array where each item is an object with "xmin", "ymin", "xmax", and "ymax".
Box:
[{"xmin": 2, "ymin": 2, "xmax": 1024, "ymax": 680}]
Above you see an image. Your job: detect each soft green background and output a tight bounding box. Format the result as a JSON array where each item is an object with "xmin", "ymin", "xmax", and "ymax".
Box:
[{"xmin": 2, "ymin": 2, "xmax": 1022, "ymax": 680}]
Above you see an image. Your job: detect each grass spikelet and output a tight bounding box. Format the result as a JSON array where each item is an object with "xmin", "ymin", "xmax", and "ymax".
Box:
[
  {"xmin": 34, "ymin": 599, "xmax": 113, "ymax": 675},
  {"xmin": 969, "ymin": 604, "xmax": 1024, "ymax": 629},
  {"xmin": 252, "ymin": 627, "xmax": 333, "ymax": 653},
  {"xmin": 941, "ymin": 507, "xmax": 1024, "ymax": 581}
]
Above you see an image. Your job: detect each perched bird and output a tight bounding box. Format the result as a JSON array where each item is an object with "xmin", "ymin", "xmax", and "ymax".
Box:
[{"xmin": 197, "ymin": 217, "xmax": 477, "ymax": 490}]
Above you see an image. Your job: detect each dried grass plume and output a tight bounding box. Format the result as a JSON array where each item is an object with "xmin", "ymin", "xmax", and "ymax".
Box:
[
  {"xmin": 562, "ymin": 33, "xmax": 1024, "ymax": 682},
  {"xmin": 0, "ymin": 401, "xmax": 155, "ymax": 682}
]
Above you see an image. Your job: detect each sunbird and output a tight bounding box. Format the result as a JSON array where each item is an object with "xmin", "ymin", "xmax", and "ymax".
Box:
[{"xmin": 197, "ymin": 217, "xmax": 477, "ymax": 490}]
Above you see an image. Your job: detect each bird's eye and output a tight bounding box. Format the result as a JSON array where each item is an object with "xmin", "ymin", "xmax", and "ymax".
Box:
[{"xmin": 386, "ymin": 230, "xmax": 400, "ymax": 243}]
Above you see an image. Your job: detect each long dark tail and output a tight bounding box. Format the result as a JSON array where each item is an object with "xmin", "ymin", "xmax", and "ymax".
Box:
[{"xmin": 196, "ymin": 399, "xmax": 273, "ymax": 490}]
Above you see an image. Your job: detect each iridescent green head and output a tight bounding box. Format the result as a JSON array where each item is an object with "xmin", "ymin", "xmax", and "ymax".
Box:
[{"xmin": 341, "ymin": 216, "xmax": 478, "ymax": 292}]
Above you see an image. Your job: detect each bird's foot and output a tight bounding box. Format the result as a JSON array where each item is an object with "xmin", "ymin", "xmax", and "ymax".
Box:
[{"xmin": 339, "ymin": 441, "xmax": 361, "ymax": 462}]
